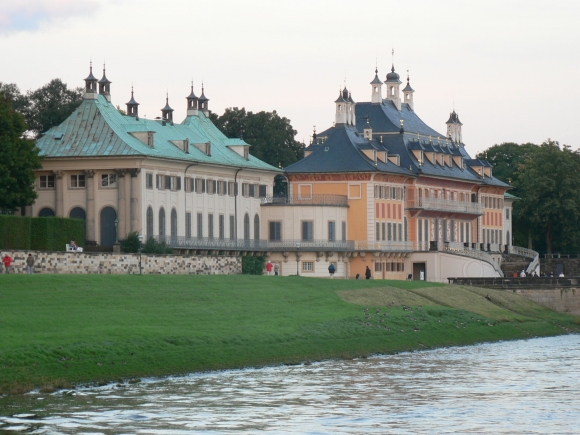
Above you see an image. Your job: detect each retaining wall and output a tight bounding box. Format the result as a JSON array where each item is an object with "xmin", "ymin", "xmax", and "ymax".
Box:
[{"xmin": 0, "ymin": 250, "xmax": 241, "ymax": 275}]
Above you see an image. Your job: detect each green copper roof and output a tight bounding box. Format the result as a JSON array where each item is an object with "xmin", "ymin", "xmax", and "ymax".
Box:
[{"xmin": 36, "ymin": 94, "xmax": 281, "ymax": 173}]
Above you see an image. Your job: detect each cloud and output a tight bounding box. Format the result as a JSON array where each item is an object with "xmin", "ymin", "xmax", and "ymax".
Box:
[{"xmin": 0, "ymin": 0, "xmax": 101, "ymax": 34}]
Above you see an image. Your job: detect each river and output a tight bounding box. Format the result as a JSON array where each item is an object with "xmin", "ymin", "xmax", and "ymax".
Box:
[{"xmin": 1, "ymin": 335, "xmax": 579, "ymax": 434}]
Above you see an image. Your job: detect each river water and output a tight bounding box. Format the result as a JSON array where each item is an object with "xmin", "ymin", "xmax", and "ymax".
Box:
[{"xmin": 1, "ymin": 335, "xmax": 579, "ymax": 434}]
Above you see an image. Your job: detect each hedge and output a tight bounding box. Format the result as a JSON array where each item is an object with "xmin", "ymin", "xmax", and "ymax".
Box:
[
  {"xmin": 0, "ymin": 215, "xmax": 85, "ymax": 251},
  {"xmin": 241, "ymin": 254, "xmax": 266, "ymax": 275}
]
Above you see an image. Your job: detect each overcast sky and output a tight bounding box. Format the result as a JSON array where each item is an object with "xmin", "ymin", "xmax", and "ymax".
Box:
[{"xmin": 2, "ymin": 0, "xmax": 579, "ymax": 156}]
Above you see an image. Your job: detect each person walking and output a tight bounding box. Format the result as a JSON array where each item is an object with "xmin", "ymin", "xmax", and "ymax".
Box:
[
  {"xmin": 365, "ymin": 265, "xmax": 371, "ymax": 280},
  {"xmin": 328, "ymin": 263, "xmax": 336, "ymax": 278},
  {"xmin": 26, "ymin": 254, "xmax": 35, "ymax": 274},
  {"xmin": 266, "ymin": 260, "xmax": 273, "ymax": 276},
  {"xmin": 2, "ymin": 254, "xmax": 12, "ymax": 274}
]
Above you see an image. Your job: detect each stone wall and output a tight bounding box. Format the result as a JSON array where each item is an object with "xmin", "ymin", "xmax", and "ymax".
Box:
[
  {"xmin": 0, "ymin": 250, "xmax": 241, "ymax": 275},
  {"xmin": 541, "ymin": 258, "xmax": 580, "ymax": 277},
  {"xmin": 512, "ymin": 288, "xmax": 580, "ymax": 316}
]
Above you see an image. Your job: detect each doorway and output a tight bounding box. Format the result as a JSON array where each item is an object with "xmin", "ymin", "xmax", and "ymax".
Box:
[{"xmin": 413, "ymin": 262, "xmax": 426, "ymax": 281}]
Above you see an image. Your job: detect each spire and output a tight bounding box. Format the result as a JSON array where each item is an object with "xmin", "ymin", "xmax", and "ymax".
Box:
[
  {"xmin": 98, "ymin": 63, "xmax": 112, "ymax": 101},
  {"xmin": 370, "ymin": 66, "xmax": 383, "ymax": 104},
  {"xmin": 402, "ymin": 70, "xmax": 415, "ymax": 110},
  {"xmin": 446, "ymin": 110, "xmax": 463, "ymax": 143},
  {"xmin": 385, "ymin": 50, "xmax": 402, "ymax": 110},
  {"xmin": 186, "ymin": 81, "xmax": 199, "ymax": 115},
  {"xmin": 84, "ymin": 61, "xmax": 98, "ymax": 98},
  {"xmin": 161, "ymin": 93, "xmax": 174, "ymax": 123},
  {"xmin": 126, "ymin": 86, "xmax": 139, "ymax": 118},
  {"xmin": 198, "ymin": 82, "xmax": 209, "ymax": 113}
]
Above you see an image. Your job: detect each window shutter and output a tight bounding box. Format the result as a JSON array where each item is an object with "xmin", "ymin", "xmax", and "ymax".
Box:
[
  {"xmin": 177, "ymin": 176, "xmax": 182, "ymax": 191},
  {"xmin": 165, "ymin": 175, "xmax": 171, "ymax": 189}
]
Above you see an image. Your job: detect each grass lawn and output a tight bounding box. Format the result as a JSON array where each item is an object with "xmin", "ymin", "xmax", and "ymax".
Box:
[{"xmin": 0, "ymin": 274, "xmax": 578, "ymax": 394}]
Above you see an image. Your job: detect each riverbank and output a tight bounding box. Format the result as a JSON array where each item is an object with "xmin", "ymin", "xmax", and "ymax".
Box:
[{"xmin": 1, "ymin": 275, "xmax": 578, "ymax": 395}]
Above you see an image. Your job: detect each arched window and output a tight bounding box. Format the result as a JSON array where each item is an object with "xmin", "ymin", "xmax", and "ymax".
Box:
[
  {"xmin": 38, "ymin": 207, "xmax": 55, "ymax": 217},
  {"xmin": 404, "ymin": 217, "xmax": 408, "ymax": 241},
  {"xmin": 254, "ymin": 214, "xmax": 260, "ymax": 240},
  {"xmin": 69, "ymin": 207, "xmax": 86, "ymax": 220},
  {"xmin": 159, "ymin": 207, "xmax": 166, "ymax": 237},
  {"xmin": 243, "ymin": 213, "xmax": 250, "ymax": 240},
  {"xmin": 171, "ymin": 208, "xmax": 177, "ymax": 238},
  {"xmin": 146, "ymin": 206, "xmax": 153, "ymax": 239}
]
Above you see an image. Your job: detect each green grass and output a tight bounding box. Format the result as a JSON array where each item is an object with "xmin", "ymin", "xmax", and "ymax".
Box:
[{"xmin": 0, "ymin": 275, "xmax": 578, "ymax": 394}]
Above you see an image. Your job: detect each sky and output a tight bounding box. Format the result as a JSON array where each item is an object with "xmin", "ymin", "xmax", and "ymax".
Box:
[{"xmin": 1, "ymin": 0, "xmax": 579, "ymax": 157}]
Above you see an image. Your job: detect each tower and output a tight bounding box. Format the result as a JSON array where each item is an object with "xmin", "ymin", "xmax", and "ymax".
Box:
[
  {"xmin": 385, "ymin": 65, "xmax": 402, "ymax": 110},
  {"xmin": 370, "ymin": 67, "xmax": 383, "ymax": 104},
  {"xmin": 402, "ymin": 72, "xmax": 414, "ymax": 110},
  {"xmin": 161, "ymin": 94, "xmax": 174, "ymax": 123},
  {"xmin": 198, "ymin": 84, "xmax": 209, "ymax": 115},
  {"xmin": 84, "ymin": 62, "xmax": 98, "ymax": 100},
  {"xmin": 126, "ymin": 86, "xmax": 139, "ymax": 118},
  {"xmin": 446, "ymin": 110, "xmax": 463, "ymax": 143},
  {"xmin": 186, "ymin": 82, "xmax": 199, "ymax": 116},
  {"xmin": 334, "ymin": 89, "xmax": 347, "ymax": 125},
  {"xmin": 98, "ymin": 64, "xmax": 112, "ymax": 102}
]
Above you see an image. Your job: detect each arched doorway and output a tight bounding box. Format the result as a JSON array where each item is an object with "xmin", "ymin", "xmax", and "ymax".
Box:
[
  {"xmin": 171, "ymin": 208, "xmax": 177, "ymax": 238},
  {"xmin": 100, "ymin": 206, "xmax": 117, "ymax": 247},
  {"xmin": 38, "ymin": 207, "xmax": 55, "ymax": 217},
  {"xmin": 146, "ymin": 206, "xmax": 154, "ymax": 240},
  {"xmin": 254, "ymin": 214, "xmax": 260, "ymax": 240},
  {"xmin": 159, "ymin": 207, "xmax": 166, "ymax": 237},
  {"xmin": 244, "ymin": 213, "xmax": 250, "ymax": 240},
  {"xmin": 69, "ymin": 207, "xmax": 86, "ymax": 220}
]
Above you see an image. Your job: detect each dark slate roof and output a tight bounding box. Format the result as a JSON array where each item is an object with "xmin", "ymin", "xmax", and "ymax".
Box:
[
  {"xmin": 286, "ymin": 124, "xmax": 413, "ymax": 176},
  {"xmin": 126, "ymin": 91, "xmax": 138, "ymax": 106},
  {"xmin": 99, "ymin": 70, "xmax": 111, "ymax": 85},
  {"xmin": 355, "ymin": 101, "xmax": 444, "ymax": 138},
  {"xmin": 386, "ymin": 66, "xmax": 401, "ymax": 83},
  {"xmin": 187, "ymin": 85, "xmax": 198, "ymax": 100},
  {"xmin": 446, "ymin": 110, "xmax": 462, "ymax": 125},
  {"xmin": 198, "ymin": 89, "xmax": 208, "ymax": 102},
  {"xmin": 403, "ymin": 81, "xmax": 414, "ymax": 92},
  {"xmin": 370, "ymin": 69, "xmax": 383, "ymax": 85},
  {"xmin": 36, "ymin": 94, "xmax": 280, "ymax": 172}
]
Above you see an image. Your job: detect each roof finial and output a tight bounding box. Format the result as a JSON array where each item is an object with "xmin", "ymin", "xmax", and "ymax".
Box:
[{"xmin": 391, "ymin": 48, "xmax": 395, "ymax": 71}]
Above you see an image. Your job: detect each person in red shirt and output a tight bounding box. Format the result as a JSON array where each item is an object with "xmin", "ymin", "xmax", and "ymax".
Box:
[
  {"xmin": 2, "ymin": 254, "xmax": 12, "ymax": 274},
  {"xmin": 266, "ymin": 260, "xmax": 273, "ymax": 276}
]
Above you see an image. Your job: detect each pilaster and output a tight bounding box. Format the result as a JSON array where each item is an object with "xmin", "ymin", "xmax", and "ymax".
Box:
[
  {"xmin": 53, "ymin": 170, "xmax": 64, "ymax": 216},
  {"xmin": 116, "ymin": 169, "xmax": 127, "ymax": 240},
  {"xmin": 84, "ymin": 170, "xmax": 96, "ymax": 243},
  {"xmin": 129, "ymin": 169, "xmax": 141, "ymax": 233}
]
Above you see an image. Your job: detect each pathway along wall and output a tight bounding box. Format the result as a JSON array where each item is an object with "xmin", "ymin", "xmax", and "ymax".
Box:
[{"xmin": 0, "ymin": 250, "xmax": 241, "ymax": 275}]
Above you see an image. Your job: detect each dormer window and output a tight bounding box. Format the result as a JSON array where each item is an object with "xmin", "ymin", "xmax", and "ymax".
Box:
[
  {"xmin": 147, "ymin": 132, "xmax": 154, "ymax": 147},
  {"xmin": 244, "ymin": 147, "xmax": 249, "ymax": 160}
]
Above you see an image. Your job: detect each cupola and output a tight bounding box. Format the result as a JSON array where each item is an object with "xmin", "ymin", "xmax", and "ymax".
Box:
[
  {"xmin": 186, "ymin": 82, "xmax": 199, "ymax": 116},
  {"xmin": 446, "ymin": 110, "xmax": 463, "ymax": 144},
  {"xmin": 161, "ymin": 94, "xmax": 174, "ymax": 123},
  {"xmin": 402, "ymin": 72, "xmax": 415, "ymax": 110},
  {"xmin": 385, "ymin": 65, "xmax": 402, "ymax": 110},
  {"xmin": 198, "ymin": 84, "xmax": 209, "ymax": 114},
  {"xmin": 84, "ymin": 62, "xmax": 98, "ymax": 99},
  {"xmin": 98, "ymin": 64, "xmax": 112, "ymax": 102},
  {"xmin": 370, "ymin": 67, "xmax": 383, "ymax": 104},
  {"xmin": 126, "ymin": 86, "xmax": 139, "ymax": 118},
  {"xmin": 334, "ymin": 89, "xmax": 347, "ymax": 125}
]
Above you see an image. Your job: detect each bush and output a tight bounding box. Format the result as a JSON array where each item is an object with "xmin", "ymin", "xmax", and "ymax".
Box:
[
  {"xmin": 242, "ymin": 255, "xmax": 266, "ymax": 275},
  {"xmin": 0, "ymin": 215, "xmax": 85, "ymax": 250},
  {"xmin": 141, "ymin": 237, "xmax": 174, "ymax": 255},
  {"xmin": 120, "ymin": 232, "xmax": 142, "ymax": 253}
]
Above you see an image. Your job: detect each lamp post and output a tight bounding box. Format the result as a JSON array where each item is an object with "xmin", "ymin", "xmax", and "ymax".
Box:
[
  {"xmin": 296, "ymin": 241, "xmax": 300, "ymax": 276},
  {"xmin": 138, "ymin": 234, "xmax": 144, "ymax": 275},
  {"xmin": 114, "ymin": 218, "xmax": 119, "ymax": 244}
]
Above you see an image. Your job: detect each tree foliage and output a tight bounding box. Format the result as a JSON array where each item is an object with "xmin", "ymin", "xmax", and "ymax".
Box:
[
  {"xmin": 210, "ymin": 107, "xmax": 304, "ymax": 168},
  {"xmin": 479, "ymin": 140, "xmax": 580, "ymax": 253},
  {"xmin": 0, "ymin": 91, "xmax": 42, "ymax": 211}
]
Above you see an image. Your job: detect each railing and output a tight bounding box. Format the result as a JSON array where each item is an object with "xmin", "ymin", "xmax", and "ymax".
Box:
[
  {"xmin": 269, "ymin": 239, "xmax": 354, "ymax": 251},
  {"xmin": 262, "ymin": 194, "xmax": 349, "ymax": 207},
  {"xmin": 508, "ymin": 245, "xmax": 540, "ymax": 275},
  {"xmin": 443, "ymin": 243, "xmax": 504, "ymax": 276},
  {"xmin": 153, "ymin": 235, "xmax": 269, "ymax": 250},
  {"xmin": 355, "ymin": 240, "xmax": 414, "ymax": 252},
  {"xmin": 406, "ymin": 198, "xmax": 483, "ymax": 215}
]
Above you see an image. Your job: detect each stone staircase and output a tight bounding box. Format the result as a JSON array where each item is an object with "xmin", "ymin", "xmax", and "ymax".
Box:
[{"xmin": 501, "ymin": 253, "xmax": 532, "ymax": 277}]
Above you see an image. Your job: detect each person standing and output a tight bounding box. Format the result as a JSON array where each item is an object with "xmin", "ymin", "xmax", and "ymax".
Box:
[
  {"xmin": 328, "ymin": 263, "xmax": 336, "ymax": 278},
  {"xmin": 365, "ymin": 265, "xmax": 371, "ymax": 280},
  {"xmin": 2, "ymin": 254, "xmax": 12, "ymax": 274},
  {"xmin": 26, "ymin": 254, "xmax": 35, "ymax": 274},
  {"xmin": 274, "ymin": 263, "xmax": 280, "ymax": 276},
  {"xmin": 266, "ymin": 261, "xmax": 273, "ymax": 276}
]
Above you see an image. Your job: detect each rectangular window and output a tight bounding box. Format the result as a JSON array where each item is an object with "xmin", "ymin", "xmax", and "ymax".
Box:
[
  {"xmin": 156, "ymin": 174, "xmax": 164, "ymax": 190},
  {"xmin": 259, "ymin": 184, "xmax": 267, "ymax": 197},
  {"xmin": 39, "ymin": 175, "xmax": 55, "ymax": 189},
  {"xmin": 195, "ymin": 178, "xmax": 205, "ymax": 193},
  {"xmin": 388, "ymin": 223, "xmax": 392, "ymax": 241},
  {"xmin": 146, "ymin": 173, "xmax": 153, "ymax": 189},
  {"xmin": 230, "ymin": 215, "xmax": 235, "ymax": 240},
  {"xmin": 249, "ymin": 184, "xmax": 255, "ymax": 197},
  {"xmin": 302, "ymin": 221, "xmax": 313, "ymax": 241},
  {"xmin": 506, "ymin": 209, "xmax": 510, "ymax": 219},
  {"xmin": 228, "ymin": 181, "xmax": 235, "ymax": 196},
  {"xmin": 269, "ymin": 221, "xmax": 282, "ymax": 241},
  {"xmin": 186, "ymin": 212, "xmax": 192, "ymax": 238},
  {"xmin": 207, "ymin": 179, "xmax": 216, "ymax": 194},
  {"xmin": 342, "ymin": 221, "xmax": 346, "ymax": 241},
  {"xmin": 219, "ymin": 214, "xmax": 225, "ymax": 239},
  {"xmin": 382, "ymin": 222, "xmax": 386, "ymax": 241},
  {"xmin": 376, "ymin": 222, "xmax": 380, "ymax": 241},
  {"xmin": 208, "ymin": 213, "xmax": 214, "ymax": 239},
  {"xmin": 328, "ymin": 221, "xmax": 336, "ymax": 242},
  {"xmin": 101, "ymin": 173, "xmax": 116, "ymax": 187},
  {"xmin": 399, "ymin": 223, "xmax": 403, "ymax": 242},
  {"xmin": 70, "ymin": 174, "xmax": 85, "ymax": 188},
  {"xmin": 197, "ymin": 213, "xmax": 203, "ymax": 238},
  {"xmin": 242, "ymin": 183, "xmax": 249, "ymax": 197},
  {"xmin": 217, "ymin": 181, "xmax": 227, "ymax": 195},
  {"xmin": 302, "ymin": 261, "xmax": 314, "ymax": 272}
]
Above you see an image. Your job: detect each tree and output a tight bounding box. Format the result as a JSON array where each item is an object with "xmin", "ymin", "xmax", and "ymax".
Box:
[
  {"xmin": 515, "ymin": 140, "xmax": 580, "ymax": 254},
  {"xmin": 0, "ymin": 91, "xmax": 43, "ymax": 211},
  {"xmin": 210, "ymin": 107, "xmax": 305, "ymax": 168},
  {"xmin": 0, "ymin": 82, "xmax": 27, "ymax": 114},
  {"xmin": 21, "ymin": 79, "xmax": 83, "ymax": 139}
]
